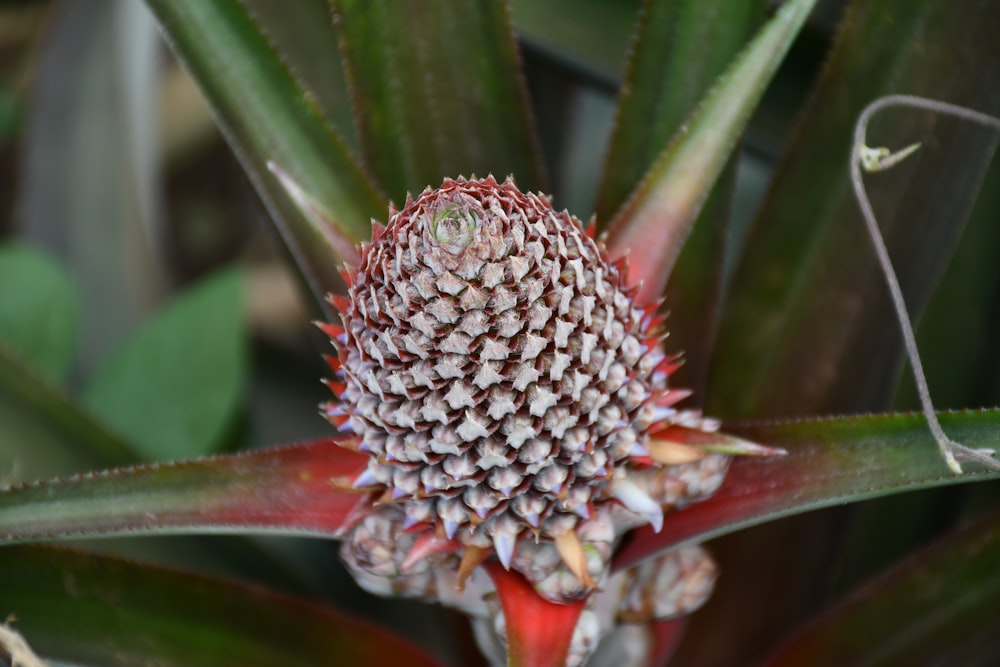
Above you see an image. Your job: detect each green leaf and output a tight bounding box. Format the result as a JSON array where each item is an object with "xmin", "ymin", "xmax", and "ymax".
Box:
[
  {"xmin": 595, "ymin": 0, "xmax": 766, "ymax": 222},
  {"xmin": 0, "ymin": 545, "xmax": 445, "ymax": 667},
  {"xmin": 613, "ymin": 409, "xmax": 1000, "ymax": 571},
  {"xmin": 18, "ymin": 0, "xmax": 166, "ymax": 376},
  {"xmin": 0, "ymin": 439, "xmax": 368, "ymax": 544},
  {"xmin": 661, "ymin": 163, "xmax": 738, "ymax": 394},
  {"xmin": 0, "ymin": 80, "xmax": 20, "ymax": 142},
  {"xmin": 708, "ymin": 0, "xmax": 1000, "ymax": 419},
  {"xmin": 764, "ymin": 510, "xmax": 1000, "ymax": 665},
  {"xmin": 240, "ymin": 0, "xmax": 358, "ymax": 150},
  {"xmin": 895, "ymin": 153, "xmax": 1000, "ymax": 410},
  {"xmin": 604, "ymin": 0, "xmax": 816, "ymax": 306},
  {"xmin": 83, "ymin": 268, "xmax": 246, "ymax": 460},
  {"xmin": 332, "ymin": 0, "xmax": 545, "ymax": 201},
  {"xmin": 0, "ymin": 342, "xmax": 135, "ymax": 482},
  {"xmin": 509, "ymin": 0, "xmax": 639, "ymax": 84},
  {"xmin": 0, "ymin": 291, "xmax": 306, "ymax": 588},
  {"xmin": 145, "ymin": 0, "xmax": 387, "ymax": 310},
  {"xmin": 594, "ymin": 0, "xmax": 766, "ymax": 392},
  {"xmin": 0, "ymin": 243, "xmax": 77, "ymax": 382},
  {"xmin": 826, "ymin": 487, "xmax": 956, "ymax": 595}
]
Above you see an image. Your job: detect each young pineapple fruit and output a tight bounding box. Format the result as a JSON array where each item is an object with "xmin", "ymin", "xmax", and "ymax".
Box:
[{"xmin": 321, "ymin": 176, "xmax": 761, "ymax": 605}]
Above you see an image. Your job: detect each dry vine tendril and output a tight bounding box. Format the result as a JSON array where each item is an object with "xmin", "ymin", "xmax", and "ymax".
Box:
[{"xmin": 851, "ymin": 94, "xmax": 1000, "ymax": 474}]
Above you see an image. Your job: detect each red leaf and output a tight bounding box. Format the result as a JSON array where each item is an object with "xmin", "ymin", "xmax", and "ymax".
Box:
[
  {"xmin": 1, "ymin": 545, "xmax": 446, "ymax": 667},
  {"xmin": 648, "ymin": 618, "xmax": 687, "ymax": 667},
  {"xmin": 612, "ymin": 412, "xmax": 1000, "ymax": 572},
  {"xmin": 485, "ymin": 563, "xmax": 587, "ymax": 667},
  {"xmin": 0, "ymin": 438, "xmax": 372, "ymax": 542}
]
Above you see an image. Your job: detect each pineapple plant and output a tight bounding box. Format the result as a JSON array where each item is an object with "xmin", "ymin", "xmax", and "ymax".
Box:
[{"xmin": 1, "ymin": 0, "xmax": 999, "ymax": 665}]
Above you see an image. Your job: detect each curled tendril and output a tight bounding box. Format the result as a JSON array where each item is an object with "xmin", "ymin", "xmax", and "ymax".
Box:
[{"xmin": 850, "ymin": 94, "xmax": 1000, "ymax": 474}]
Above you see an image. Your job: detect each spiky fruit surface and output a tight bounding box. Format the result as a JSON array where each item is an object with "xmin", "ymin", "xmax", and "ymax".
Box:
[{"xmin": 323, "ymin": 176, "xmax": 734, "ymax": 598}]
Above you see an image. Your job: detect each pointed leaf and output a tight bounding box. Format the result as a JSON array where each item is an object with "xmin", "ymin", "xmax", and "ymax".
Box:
[
  {"xmin": 0, "ymin": 342, "xmax": 135, "ymax": 481},
  {"xmin": 145, "ymin": 0, "xmax": 386, "ymax": 309},
  {"xmin": 509, "ymin": 0, "xmax": 639, "ymax": 84},
  {"xmin": 0, "ymin": 439, "xmax": 370, "ymax": 543},
  {"xmin": 82, "ymin": 268, "xmax": 246, "ymax": 460},
  {"xmin": 595, "ymin": 0, "xmax": 766, "ymax": 392},
  {"xmin": 0, "ymin": 243, "xmax": 77, "ymax": 383},
  {"xmin": 895, "ymin": 154, "xmax": 1000, "ymax": 409},
  {"xmin": 764, "ymin": 510, "xmax": 1000, "ymax": 665},
  {"xmin": 0, "ymin": 545, "xmax": 444, "ymax": 667},
  {"xmin": 240, "ymin": 0, "xmax": 358, "ymax": 149},
  {"xmin": 613, "ymin": 409, "xmax": 1000, "ymax": 571},
  {"xmin": 708, "ymin": 0, "xmax": 1000, "ymax": 419},
  {"xmin": 648, "ymin": 162, "xmax": 737, "ymax": 395},
  {"xmin": 0, "ymin": 333, "xmax": 295, "ymax": 587},
  {"xmin": 604, "ymin": 0, "xmax": 816, "ymax": 304},
  {"xmin": 332, "ymin": 0, "xmax": 545, "ymax": 201},
  {"xmin": 595, "ymin": 0, "xmax": 766, "ymax": 222},
  {"xmin": 485, "ymin": 563, "xmax": 586, "ymax": 667},
  {"xmin": 649, "ymin": 619, "xmax": 688, "ymax": 667}
]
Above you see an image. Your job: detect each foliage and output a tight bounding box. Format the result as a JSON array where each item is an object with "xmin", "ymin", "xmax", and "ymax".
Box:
[{"xmin": 0, "ymin": 1, "xmax": 998, "ymax": 665}]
